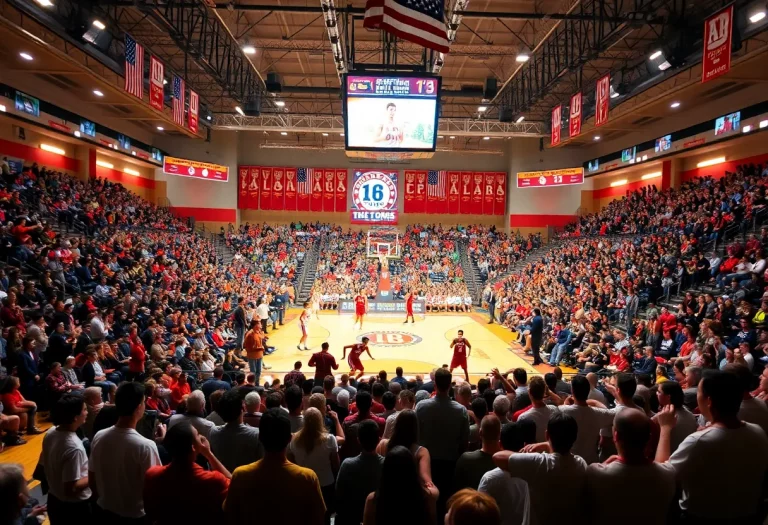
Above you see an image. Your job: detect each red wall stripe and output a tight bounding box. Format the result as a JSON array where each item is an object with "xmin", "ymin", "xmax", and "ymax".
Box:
[
  {"xmin": 509, "ymin": 214, "xmax": 577, "ymax": 228},
  {"xmin": 591, "ymin": 177, "xmax": 661, "ymax": 200},
  {"xmin": 95, "ymin": 165, "xmax": 155, "ymax": 189},
  {"xmin": 0, "ymin": 137, "xmax": 79, "ymax": 172},
  {"xmin": 170, "ymin": 207, "xmax": 236, "ymax": 222},
  {"xmin": 681, "ymin": 152, "xmax": 768, "ymax": 182}
]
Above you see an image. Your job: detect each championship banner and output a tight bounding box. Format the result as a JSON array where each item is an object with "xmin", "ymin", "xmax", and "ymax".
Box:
[
  {"xmin": 447, "ymin": 171, "xmax": 461, "ymax": 215},
  {"xmin": 702, "ymin": 5, "xmax": 733, "ymax": 84},
  {"xmin": 517, "ymin": 167, "xmax": 584, "ymax": 188},
  {"xmin": 459, "ymin": 172, "xmax": 472, "ymax": 214},
  {"xmin": 162, "ymin": 156, "xmax": 228, "ymax": 182},
  {"xmin": 238, "ymin": 167, "xmax": 248, "ymax": 209},
  {"xmin": 248, "ymin": 167, "xmax": 260, "ymax": 209},
  {"xmin": 351, "ymin": 169, "xmax": 398, "ymax": 224},
  {"xmin": 310, "ymin": 168, "xmax": 324, "ymax": 212},
  {"xmin": 471, "ymin": 172, "xmax": 484, "ymax": 215},
  {"xmin": 272, "ymin": 167, "xmax": 285, "ymax": 210},
  {"xmin": 483, "ymin": 173, "xmax": 495, "ymax": 215},
  {"xmin": 284, "ymin": 168, "xmax": 297, "ymax": 211},
  {"xmin": 339, "ymin": 299, "xmax": 425, "ymax": 315},
  {"xmin": 404, "ymin": 170, "xmax": 419, "ymax": 213},
  {"xmin": 494, "ymin": 172, "xmax": 506, "ymax": 216},
  {"xmin": 569, "ymin": 92, "xmax": 582, "ymax": 138},
  {"xmin": 188, "ymin": 90, "xmax": 199, "ymax": 134},
  {"xmin": 323, "ymin": 169, "xmax": 336, "ymax": 212},
  {"xmin": 149, "ymin": 56, "xmax": 164, "ymax": 112},
  {"xmin": 551, "ymin": 105, "xmax": 562, "ymax": 146},
  {"xmin": 260, "ymin": 167, "xmax": 272, "ymax": 210},
  {"xmin": 335, "ymin": 169, "xmax": 348, "ymax": 212},
  {"xmin": 595, "ymin": 74, "xmax": 610, "ymax": 127}
]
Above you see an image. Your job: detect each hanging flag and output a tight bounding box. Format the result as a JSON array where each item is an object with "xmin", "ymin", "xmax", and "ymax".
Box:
[
  {"xmin": 483, "ymin": 173, "xmax": 495, "ymax": 215},
  {"xmin": 426, "ymin": 170, "xmax": 446, "ymax": 214},
  {"xmin": 323, "ymin": 169, "xmax": 336, "ymax": 212},
  {"xmin": 363, "ymin": 0, "xmax": 450, "ymax": 54},
  {"xmin": 188, "ymin": 90, "xmax": 199, "ymax": 134},
  {"xmin": 149, "ymin": 56, "xmax": 164, "ymax": 111},
  {"xmin": 248, "ymin": 167, "xmax": 260, "ymax": 209},
  {"xmin": 551, "ymin": 105, "xmax": 562, "ymax": 146},
  {"xmin": 272, "ymin": 167, "xmax": 285, "ymax": 210},
  {"xmin": 172, "ymin": 75, "xmax": 185, "ymax": 127},
  {"xmin": 471, "ymin": 172, "xmax": 484, "ymax": 215},
  {"xmin": 297, "ymin": 167, "xmax": 312, "ymax": 212},
  {"xmin": 494, "ymin": 172, "xmax": 506, "ymax": 216},
  {"xmin": 595, "ymin": 74, "xmax": 610, "ymax": 127},
  {"xmin": 702, "ymin": 5, "xmax": 733, "ymax": 83},
  {"xmin": 569, "ymin": 92, "xmax": 582, "ymax": 138},
  {"xmin": 335, "ymin": 169, "xmax": 348, "ymax": 212},
  {"xmin": 238, "ymin": 167, "xmax": 248, "ymax": 209},
  {"xmin": 123, "ymin": 34, "xmax": 144, "ymax": 99},
  {"xmin": 260, "ymin": 167, "xmax": 272, "ymax": 210},
  {"xmin": 447, "ymin": 171, "xmax": 460, "ymax": 215},
  {"xmin": 310, "ymin": 168, "xmax": 324, "ymax": 212},
  {"xmin": 459, "ymin": 172, "xmax": 472, "ymax": 214},
  {"xmin": 284, "ymin": 168, "xmax": 297, "ymax": 211}
]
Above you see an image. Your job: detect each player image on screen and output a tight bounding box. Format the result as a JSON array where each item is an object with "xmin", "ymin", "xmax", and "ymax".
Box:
[{"xmin": 374, "ymin": 103, "xmax": 405, "ymax": 146}]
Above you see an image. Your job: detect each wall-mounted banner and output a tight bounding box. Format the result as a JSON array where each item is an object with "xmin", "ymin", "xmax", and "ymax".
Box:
[
  {"xmin": 551, "ymin": 105, "xmax": 562, "ymax": 146},
  {"xmin": 595, "ymin": 74, "xmax": 610, "ymax": 127},
  {"xmin": 351, "ymin": 169, "xmax": 399, "ymax": 224},
  {"xmin": 517, "ymin": 167, "xmax": 584, "ymax": 188},
  {"xmin": 569, "ymin": 92, "xmax": 582, "ymax": 138},
  {"xmin": 702, "ymin": 5, "xmax": 733, "ymax": 83},
  {"xmin": 163, "ymin": 156, "xmax": 228, "ymax": 181}
]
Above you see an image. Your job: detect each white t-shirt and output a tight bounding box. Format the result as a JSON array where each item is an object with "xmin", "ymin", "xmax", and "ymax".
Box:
[
  {"xmin": 739, "ymin": 397, "xmax": 768, "ymax": 437},
  {"xmin": 288, "ymin": 433, "xmax": 338, "ymax": 486},
  {"xmin": 652, "ymin": 406, "xmax": 698, "ymax": 454},
  {"xmin": 90, "ymin": 426, "xmax": 161, "ymax": 518},
  {"xmin": 478, "ymin": 468, "xmax": 530, "ymax": 525},
  {"xmin": 668, "ymin": 423, "xmax": 768, "ymax": 519},
  {"xmin": 41, "ymin": 428, "xmax": 92, "ymax": 502},
  {"xmin": 558, "ymin": 404, "xmax": 616, "ymax": 464},
  {"xmin": 586, "ymin": 461, "xmax": 676, "ymax": 524},
  {"xmin": 588, "ymin": 388, "xmax": 606, "ymax": 405},
  {"xmin": 507, "ymin": 452, "xmax": 587, "ymax": 525},
  {"xmin": 518, "ymin": 405, "xmax": 558, "ymax": 443},
  {"xmin": 256, "ymin": 303, "xmax": 270, "ymax": 320},
  {"xmin": 168, "ymin": 413, "xmax": 217, "ymax": 439}
]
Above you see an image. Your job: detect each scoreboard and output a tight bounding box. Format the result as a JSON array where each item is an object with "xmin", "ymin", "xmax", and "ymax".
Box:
[{"xmin": 517, "ymin": 167, "xmax": 584, "ymax": 188}]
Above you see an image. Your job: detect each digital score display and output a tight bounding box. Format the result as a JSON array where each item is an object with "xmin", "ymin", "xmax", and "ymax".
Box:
[
  {"xmin": 344, "ymin": 74, "xmax": 441, "ymax": 152},
  {"xmin": 517, "ymin": 167, "xmax": 584, "ymax": 188}
]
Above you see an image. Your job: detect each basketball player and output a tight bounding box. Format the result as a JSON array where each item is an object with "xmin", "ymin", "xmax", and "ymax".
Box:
[
  {"xmin": 373, "ymin": 102, "xmax": 404, "ymax": 146},
  {"xmin": 297, "ymin": 301, "xmax": 311, "ymax": 351},
  {"xmin": 353, "ymin": 290, "xmax": 368, "ymax": 330},
  {"xmin": 404, "ymin": 289, "xmax": 416, "ymax": 324},
  {"xmin": 342, "ymin": 337, "xmax": 374, "ymax": 379},
  {"xmin": 449, "ymin": 329, "xmax": 472, "ymax": 382}
]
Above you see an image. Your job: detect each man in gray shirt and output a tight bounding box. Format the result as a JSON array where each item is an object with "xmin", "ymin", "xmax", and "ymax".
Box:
[
  {"xmin": 335, "ymin": 420, "xmax": 384, "ymax": 525},
  {"xmin": 209, "ymin": 389, "xmax": 264, "ymax": 472}
]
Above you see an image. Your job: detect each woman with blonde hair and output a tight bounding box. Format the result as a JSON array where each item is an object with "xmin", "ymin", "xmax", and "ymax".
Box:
[
  {"xmin": 375, "ymin": 409, "xmax": 433, "ymax": 488},
  {"xmin": 288, "ymin": 407, "xmax": 340, "ymax": 524}
]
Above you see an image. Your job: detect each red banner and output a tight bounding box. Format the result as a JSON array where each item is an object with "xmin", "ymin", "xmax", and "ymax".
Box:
[
  {"xmin": 248, "ymin": 167, "xmax": 260, "ymax": 209},
  {"xmin": 284, "ymin": 168, "xmax": 297, "ymax": 211},
  {"xmin": 149, "ymin": 56, "xmax": 164, "ymax": 112},
  {"xmin": 322, "ymin": 169, "xmax": 335, "ymax": 212},
  {"xmin": 471, "ymin": 172, "xmax": 484, "ymax": 215},
  {"xmin": 551, "ymin": 105, "xmax": 562, "ymax": 146},
  {"xmin": 483, "ymin": 173, "xmax": 495, "ymax": 215},
  {"xmin": 595, "ymin": 74, "xmax": 610, "ymax": 127},
  {"xmin": 447, "ymin": 171, "xmax": 460, "ymax": 215},
  {"xmin": 459, "ymin": 172, "xmax": 472, "ymax": 214},
  {"xmin": 310, "ymin": 168, "xmax": 324, "ymax": 212},
  {"xmin": 272, "ymin": 167, "xmax": 285, "ymax": 210},
  {"xmin": 569, "ymin": 92, "xmax": 582, "ymax": 138},
  {"xmin": 702, "ymin": 5, "xmax": 733, "ymax": 84},
  {"xmin": 238, "ymin": 167, "xmax": 248, "ymax": 209},
  {"xmin": 494, "ymin": 172, "xmax": 506, "ymax": 216},
  {"xmin": 260, "ymin": 167, "xmax": 272, "ymax": 210},
  {"xmin": 188, "ymin": 90, "xmax": 199, "ymax": 134},
  {"xmin": 404, "ymin": 170, "xmax": 419, "ymax": 213},
  {"xmin": 335, "ymin": 169, "xmax": 347, "ymax": 212}
]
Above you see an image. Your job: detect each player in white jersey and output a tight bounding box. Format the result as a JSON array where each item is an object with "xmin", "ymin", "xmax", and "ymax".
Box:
[
  {"xmin": 374, "ymin": 103, "xmax": 404, "ymax": 146},
  {"xmin": 297, "ymin": 302, "xmax": 311, "ymax": 351}
]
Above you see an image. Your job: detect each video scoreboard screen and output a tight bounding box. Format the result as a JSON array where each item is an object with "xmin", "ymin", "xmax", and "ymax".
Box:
[
  {"xmin": 517, "ymin": 168, "xmax": 584, "ymax": 188},
  {"xmin": 344, "ymin": 74, "xmax": 440, "ymax": 152}
]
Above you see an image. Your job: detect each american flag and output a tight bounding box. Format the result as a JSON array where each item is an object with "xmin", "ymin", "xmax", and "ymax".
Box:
[
  {"xmin": 427, "ymin": 170, "xmax": 446, "ymax": 198},
  {"xmin": 124, "ymin": 34, "xmax": 144, "ymax": 99},
  {"xmin": 172, "ymin": 75, "xmax": 185, "ymax": 126},
  {"xmin": 297, "ymin": 168, "xmax": 313, "ymax": 194},
  {"xmin": 364, "ymin": 0, "xmax": 449, "ymax": 53}
]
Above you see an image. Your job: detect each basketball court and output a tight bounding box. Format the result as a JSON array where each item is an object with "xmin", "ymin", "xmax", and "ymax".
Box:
[{"xmin": 261, "ymin": 310, "xmax": 538, "ymax": 383}]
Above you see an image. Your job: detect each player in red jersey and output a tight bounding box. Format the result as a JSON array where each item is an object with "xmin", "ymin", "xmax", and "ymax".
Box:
[
  {"xmin": 403, "ymin": 290, "xmax": 416, "ymax": 324},
  {"xmin": 449, "ymin": 329, "xmax": 472, "ymax": 382},
  {"xmin": 342, "ymin": 337, "xmax": 374, "ymax": 379},
  {"xmin": 353, "ymin": 291, "xmax": 368, "ymax": 330}
]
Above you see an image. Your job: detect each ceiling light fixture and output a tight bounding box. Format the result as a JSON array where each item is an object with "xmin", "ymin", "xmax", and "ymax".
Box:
[
  {"xmin": 92, "ymin": 19, "xmax": 106, "ymax": 30},
  {"xmin": 750, "ymin": 11, "xmax": 766, "ymax": 23},
  {"xmin": 593, "ymin": 136, "xmax": 601, "ymax": 141},
  {"xmin": 156, "ymin": 126, "xmax": 164, "ymax": 131},
  {"xmin": 483, "ymin": 136, "xmax": 490, "ymax": 140},
  {"xmin": 515, "ymin": 115, "xmax": 525, "ymax": 123},
  {"xmin": 35, "ymin": 0, "xmax": 53, "ymax": 6},
  {"xmin": 697, "ymin": 157, "xmax": 725, "ymax": 168},
  {"xmin": 760, "ymin": 120, "xmax": 768, "ymax": 129},
  {"xmin": 649, "ymin": 50, "xmax": 663, "ymax": 60},
  {"xmin": 670, "ymin": 101, "xmax": 680, "ymax": 108},
  {"xmin": 242, "ymin": 45, "xmax": 256, "ymax": 55},
  {"xmin": 124, "ymin": 168, "xmax": 140, "ymax": 176},
  {"xmin": 235, "ymin": 106, "xmax": 245, "ymax": 116},
  {"xmin": 0, "ymin": 104, "xmax": 6, "ymax": 112},
  {"xmin": 743, "ymin": 125, "xmax": 753, "ymax": 133},
  {"xmin": 19, "ymin": 52, "xmax": 33, "ymax": 61},
  {"xmin": 515, "ymin": 53, "xmax": 529, "ymax": 62},
  {"xmin": 74, "ymin": 130, "xmax": 81, "ymax": 138},
  {"xmin": 93, "ymin": 89, "xmax": 104, "ymax": 97},
  {"xmin": 131, "ymin": 151, "xmax": 136, "ymax": 156},
  {"xmin": 340, "ymin": 133, "xmax": 345, "ymax": 136},
  {"xmin": 478, "ymin": 106, "xmax": 487, "ymax": 112},
  {"xmin": 449, "ymin": 135, "xmax": 455, "ymax": 139},
  {"xmin": 163, "ymin": 79, "xmax": 168, "ymax": 85},
  {"xmin": 275, "ymin": 101, "xmax": 286, "ymax": 107},
  {"xmin": 610, "ymin": 179, "xmax": 628, "ymax": 187},
  {"xmin": 322, "ymin": 133, "xmax": 329, "ymax": 136},
  {"xmin": 641, "ymin": 172, "xmax": 662, "ymax": 180},
  {"xmin": 438, "ymin": 135, "xmax": 444, "ymax": 138},
  {"xmin": 280, "ymin": 131, "xmax": 288, "ymax": 136},
  {"xmin": 206, "ymin": 115, "xmax": 211, "ymax": 121},
  {"xmin": 40, "ymin": 144, "xmax": 65, "ymax": 155},
  {"xmin": 96, "ymin": 160, "xmax": 114, "ymax": 169}
]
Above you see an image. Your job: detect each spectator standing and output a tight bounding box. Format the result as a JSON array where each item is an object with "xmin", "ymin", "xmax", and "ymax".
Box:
[
  {"xmin": 652, "ymin": 381, "xmax": 697, "ymax": 454},
  {"xmin": 209, "ymin": 389, "xmax": 264, "ymax": 473},
  {"xmin": 89, "ymin": 382, "xmax": 162, "ymax": 522},
  {"xmin": 309, "ymin": 342, "xmax": 339, "ymax": 384},
  {"xmin": 478, "ymin": 423, "xmax": 530, "ymax": 525},
  {"xmin": 243, "ymin": 319, "xmax": 265, "ymax": 385},
  {"xmin": 168, "ymin": 390, "xmax": 216, "ymax": 439},
  {"xmin": 529, "ymin": 309, "xmax": 544, "ymax": 365},
  {"xmin": 454, "ymin": 415, "xmax": 502, "ymax": 490},
  {"xmin": 232, "ymin": 296, "xmax": 247, "ymax": 352},
  {"xmin": 335, "ymin": 420, "xmax": 384, "ymax": 525},
  {"xmin": 558, "ymin": 375, "xmax": 615, "ymax": 464}
]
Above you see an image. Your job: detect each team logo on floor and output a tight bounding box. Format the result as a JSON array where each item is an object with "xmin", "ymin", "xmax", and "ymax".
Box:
[{"xmin": 358, "ymin": 331, "xmax": 422, "ymax": 347}]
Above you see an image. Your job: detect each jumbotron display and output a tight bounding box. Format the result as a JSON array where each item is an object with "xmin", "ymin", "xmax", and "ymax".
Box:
[{"xmin": 344, "ymin": 74, "xmax": 440, "ymax": 152}]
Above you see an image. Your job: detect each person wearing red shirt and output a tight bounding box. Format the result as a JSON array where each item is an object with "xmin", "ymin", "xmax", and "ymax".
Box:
[
  {"xmin": 343, "ymin": 391, "xmax": 385, "ymax": 436},
  {"xmin": 170, "ymin": 373, "xmax": 191, "ymax": 409},
  {"xmin": 308, "ymin": 342, "xmax": 339, "ymax": 384},
  {"xmin": 659, "ymin": 307, "xmax": 678, "ymax": 335},
  {"xmin": 144, "ymin": 422, "xmax": 231, "ymax": 524},
  {"xmin": 128, "ymin": 328, "xmax": 146, "ymax": 381}
]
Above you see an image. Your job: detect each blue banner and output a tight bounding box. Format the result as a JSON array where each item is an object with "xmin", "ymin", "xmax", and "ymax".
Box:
[{"xmin": 350, "ymin": 169, "xmax": 399, "ymax": 224}]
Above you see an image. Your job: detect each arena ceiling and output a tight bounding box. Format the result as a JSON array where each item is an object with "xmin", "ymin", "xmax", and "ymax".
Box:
[{"xmin": 1, "ymin": 0, "xmax": 768, "ymax": 151}]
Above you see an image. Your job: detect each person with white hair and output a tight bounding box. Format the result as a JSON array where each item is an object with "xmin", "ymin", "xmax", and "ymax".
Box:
[
  {"xmin": 243, "ymin": 391, "xmax": 263, "ymax": 428},
  {"xmin": 83, "ymin": 386, "xmax": 106, "ymax": 440},
  {"xmin": 492, "ymin": 395, "xmax": 511, "ymax": 424},
  {"xmin": 168, "ymin": 389, "xmax": 215, "ymax": 439},
  {"xmin": 0, "ymin": 463, "xmax": 46, "ymax": 524}
]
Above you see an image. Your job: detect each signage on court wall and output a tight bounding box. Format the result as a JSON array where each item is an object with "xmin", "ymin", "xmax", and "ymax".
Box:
[
  {"xmin": 162, "ymin": 156, "xmax": 229, "ymax": 182},
  {"xmin": 517, "ymin": 167, "xmax": 584, "ymax": 188},
  {"xmin": 339, "ymin": 299, "xmax": 425, "ymax": 315}
]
